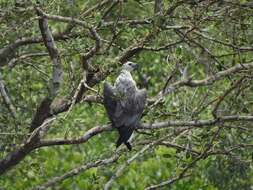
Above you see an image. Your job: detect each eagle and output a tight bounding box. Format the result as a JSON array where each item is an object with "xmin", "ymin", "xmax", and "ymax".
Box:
[{"xmin": 103, "ymin": 62, "xmax": 147, "ymax": 150}]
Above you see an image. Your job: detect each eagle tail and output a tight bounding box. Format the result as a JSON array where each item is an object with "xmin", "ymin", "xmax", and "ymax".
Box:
[{"xmin": 116, "ymin": 126, "xmax": 134, "ymax": 151}]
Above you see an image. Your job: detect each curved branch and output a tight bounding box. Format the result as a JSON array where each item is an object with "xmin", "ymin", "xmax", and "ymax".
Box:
[
  {"xmin": 140, "ymin": 115, "xmax": 253, "ymax": 129},
  {"xmin": 104, "ymin": 134, "xmax": 170, "ymax": 190},
  {"xmin": 145, "ymin": 174, "xmax": 190, "ymax": 190},
  {"xmin": 32, "ymin": 153, "xmax": 120, "ymax": 190},
  {"xmin": 160, "ymin": 62, "xmax": 253, "ymax": 96},
  {"xmin": 35, "ymin": 7, "xmax": 91, "ymax": 29},
  {"xmin": 0, "ymin": 73, "xmax": 17, "ymax": 119},
  {"xmin": 0, "ymin": 32, "xmax": 78, "ymax": 68},
  {"xmin": 37, "ymin": 125, "xmax": 112, "ymax": 148}
]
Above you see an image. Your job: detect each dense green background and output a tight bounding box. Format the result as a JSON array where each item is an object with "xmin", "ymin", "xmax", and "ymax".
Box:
[{"xmin": 0, "ymin": 0, "xmax": 253, "ymax": 189}]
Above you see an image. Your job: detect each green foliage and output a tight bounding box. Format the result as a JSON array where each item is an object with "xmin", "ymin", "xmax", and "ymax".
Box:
[{"xmin": 1, "ymin": 0, "xmax": 253, "ymax": 190}]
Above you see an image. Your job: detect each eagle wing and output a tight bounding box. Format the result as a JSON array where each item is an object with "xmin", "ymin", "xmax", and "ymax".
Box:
[
  {"xmin": 114, "ymin": 90, "xmax": 146, "ymax": 127},
  {"xmin": 103, "ymin": 82, "xmax": 117, "ymax": 124},
  {"xmin": 104, "ymin": 82, "xmax": 147, "ymax": 128},
  {"xmin": 103, "ymin": 80, "xmax": 147, "ymax": 150}
]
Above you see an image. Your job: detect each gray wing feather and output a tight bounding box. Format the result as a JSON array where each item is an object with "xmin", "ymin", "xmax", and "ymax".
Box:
[
  {"xmin": 114, "ymin": 88, "xmax": 147, "ymax": 128},
  {"xmin": 131, "ymin": 89, "xmax": 147, "ymax": 124},
  {"xmin": 135, "ymin": 89, "xmax": 147, "ymax": 113},
  {"xmin": 103, "ymin": 82, "xmax": 117, "ymax": 123},
  {"xmin": 104, "ymin": 81, "xmax": 146, "ymax": 129}
]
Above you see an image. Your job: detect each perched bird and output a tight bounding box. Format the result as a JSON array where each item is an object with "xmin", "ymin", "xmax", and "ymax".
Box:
[{"xmin": 103, "ymin": 62, "xmax": 147, "ymax": 150}]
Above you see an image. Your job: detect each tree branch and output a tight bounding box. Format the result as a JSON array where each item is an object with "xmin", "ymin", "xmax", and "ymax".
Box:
[
  {"xmin": 36, "ymin": 7, "xmax": 62, "ymax": 96},
  {"xmin": 161, "ymin": 62, "xmax": 253, "ymax": 95},
  {"xmin": 32, "ymin": 153, "xmax": 120, "ymax": 190},
  {"xmin": 140, "ymin": 115, "xmax": 253, "ymax": 129},
  {"xmin": 0, "ymin": 73, "xmax": 17, "ymax": 119},
  {"xmin": 37, "ymin": 125, "xmax": 112, "ymax": 148}
]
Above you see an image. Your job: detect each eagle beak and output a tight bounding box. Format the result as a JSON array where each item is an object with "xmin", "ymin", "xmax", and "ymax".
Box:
[{"xmin": 133, "ymin": 63, "xmax": 139, "ymax": 70}]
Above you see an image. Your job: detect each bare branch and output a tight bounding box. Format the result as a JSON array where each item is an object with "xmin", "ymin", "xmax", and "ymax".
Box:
[
  {"xmin": 81, "ymin": 0, "xmax": 111, "ymax": 17},
  {"xmin": 158, "ymin": 141, "xmax": 200, "ymax": 156},
  {"xmin": 0, "ymin": 73, "xmax": 17, "ymax": 119},
  {"xmin": 104, "ymin": 130, "xmax": 189, "ymax": 190},
  {"xmin": 102, "ymin": 18, "xmax": 152, "ymax": 27},
  {"xmin": 162, "ymin": 62, "xmax": 253, "ymax": 95},
  {"xmin": 0, "ymin": 32, "xmax": 78, "ymax": 68},
  {"xmin": 36, "ymin": 7, "xmax": 62, "ymax": 96},
  {"xmin": 194, "ymin": 30, "xmax": 253, "ymax": 51},
  {"xmin": 38, "ymin": 125, "xmax": 112, "ymax": 147},
  {"xmin": 145, "ymin": 174, "xmax": 191, "ymax": 190},
  {"xmin": 212, "ymin": 77, "xmax": 246, "ymax": 117},
  {"xmin": 145, "ymin": 126, "xmax": 222, "ymax": 190},
  {"xmin": 8, "ymin": 52, "xmax": 48, "ymax": 68},
  {"xmin": 35, "ymin": 7, "xmax": 91, "ymax": 29},
  {"xmin": 32, "ymin": 153, "xmax": 120, "ymax": 190},
  {"xmin": 140, "ymin": 115, "xmax": 253, "ymax": 129},
  {"xmin": 82, "ymin": 27, "xmax": 102, "ymax": 60}
]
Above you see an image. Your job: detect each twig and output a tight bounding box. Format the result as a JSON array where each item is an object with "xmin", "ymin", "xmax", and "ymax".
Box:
[
  {"xmin": 0, "ymin": 73, "xmax": 17, "ymax": 119},
  {"xmin": 35, "ymin": 7, "xmax": 91, "ymax": 29},
  {"xmin": 140, "ymin": 115, "xmax": 253, "ymax": 129},
  {"xmin": 32, "ymin": 153, "xmax": 120, "ymax": 190},
  {"xmin": 104, "ymin": 135, "xmax": 169, "ymax": 190},
  {"xmin": 81, "ymin": 0, "xmax": 111, "ymax": 17},
  {"xmin": 163, "ymin": 62, "xmax": 253, "ymax": 93},
  {"xmin": 145, "ymin": 126, "xmax": 222, "ymax": 190},
  {"xmin": 8, "ymin": 52, "xmax": 48, "ymax": 68},
  {"xmin": 103, "ymin": 130, "xmax": 188, "ymax": 190},
  {"xmin": 145, "ymin": 174, "xmax": 191, "ymax": 190},
  {"xmin": 63, "ymin": 72, "xmax": 87, "ymax": 119},
  {"xmin": 194, "ymin": 30, "xmax": 253, "ymax": 51},
  {"xmin": 212, "ymin": 77, "xmax": 246, "ymax": 117},
  {"xmin": 38, "ymin": 125, "xmax": 112, "ymax": 147},
  {"xmin": 0, "ymin": 29, "xmax": 78, "ymax": 68}
]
